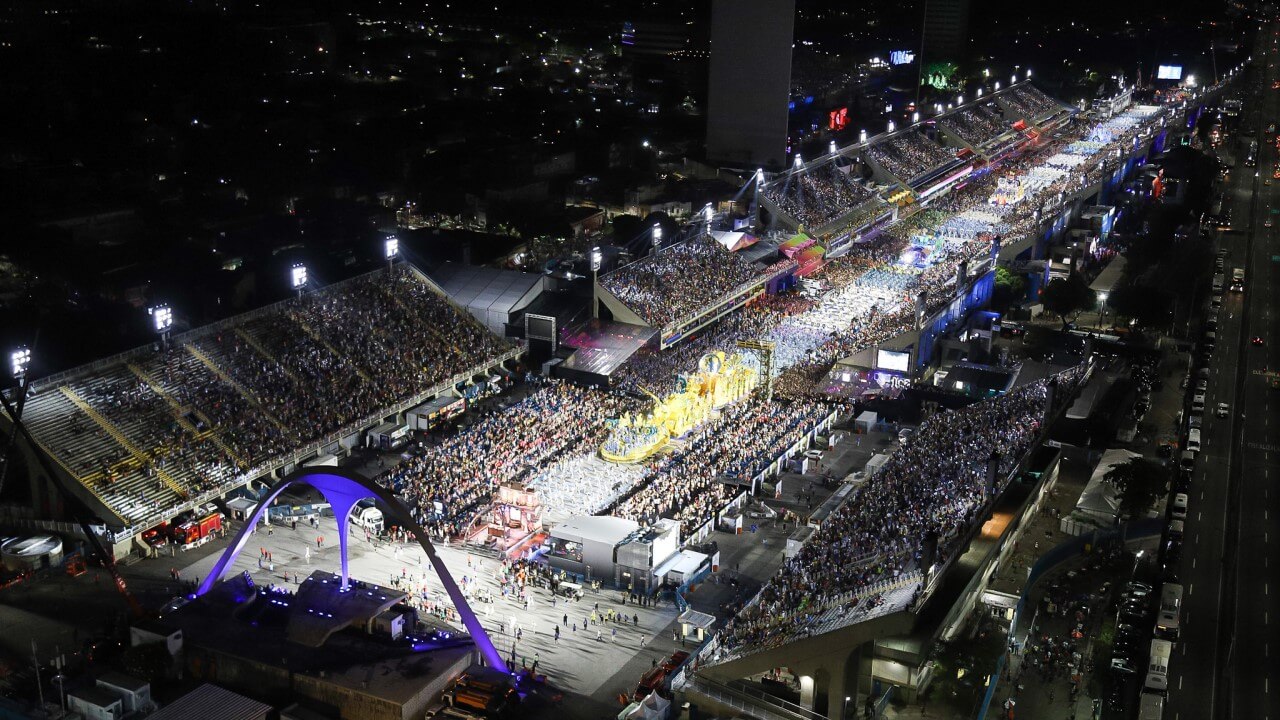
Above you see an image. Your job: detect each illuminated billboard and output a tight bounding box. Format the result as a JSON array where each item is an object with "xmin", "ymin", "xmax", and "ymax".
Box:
[
  {"xmin": 1157, "ymin": 65, "xmax": 1183, "ymax": 80},
  {"xmin": 829, "ymin": 107, "xmax": 849, "ymax": 131},
  {"xmin": 890, "ymin": 50, "xmax": 915, "ymax": 66},
  {"xmin": 877, "ymin": 349, "xmax": 911, "ymax": 373}
]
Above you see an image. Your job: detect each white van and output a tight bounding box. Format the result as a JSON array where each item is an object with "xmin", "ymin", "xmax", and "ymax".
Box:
[
  {"xmin": 1172, "ymin": 493, "xmax": 1188, "ymax": 520},
  {"xmin": 1186, "ymin": 428, "xmax": 1201, "ymax": 452}
]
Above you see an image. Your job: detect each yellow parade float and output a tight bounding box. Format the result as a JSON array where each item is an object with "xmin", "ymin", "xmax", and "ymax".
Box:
[{"xmin": 600, "ymin": 350, "xmax": 761, "ymax": 463}]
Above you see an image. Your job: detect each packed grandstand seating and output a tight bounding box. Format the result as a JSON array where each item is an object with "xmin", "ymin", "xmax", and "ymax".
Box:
[
  {"xmin": 1002, "ymin": 84, "xmax": 1061, "ymax": 121},
  {"xmin": 376, "ymin": 379, "xmax": 645, "ymax": 538},
  {"xmin": 940, "ymin": 103, "xmax": 1010, "ymax": 147},
  {"xmin": 762, "ymin": 162, "xmax": 879, "ymax": 229},
  {"xmin": 866, "ymin": 132, "xmax": 958, "ymax": 181},
  {"xmin": 610, "ymin": 397, "xmax": 832, "ymax": 535},
  {"xmin": 711, "ymin": 365, "xmax": 1087, "ymax": 659},
  {"xmin": 599, "ymin": 234, "xmax": 767, "ymax": 328},
  {"xmin": 19, "ymin": 265, "xmax": 515, "ymax": 526},
  {"xmin": 17, "ymin": 84, "xmax": 1175, "ymax": 550}
]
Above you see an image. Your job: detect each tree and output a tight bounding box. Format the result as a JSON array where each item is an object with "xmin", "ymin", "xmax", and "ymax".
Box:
[
  {"xmin": 1040, "ymin": 275, "xmax": 1097, "ymax": 330},
  {"xmin": 1105, "ymin": 458, "xmax": 1169, "ymax": 520},
  {"xmin": 1106, "ymin": 284, "xmax": 1172, "ymax": 329},
  {"xmin": 992, "ymin": 267, "xmax": 1028, "ymax": 312}
]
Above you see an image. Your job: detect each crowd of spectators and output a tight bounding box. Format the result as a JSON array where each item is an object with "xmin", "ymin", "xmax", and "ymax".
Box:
[
  {"xmin": 611, "ymin": 397, "xmax": 832, "ymax": 535},
  {"xmin": 941, "ymin": 104, "xmax": 1010, "ymax": 147},
  {"xmin": 716, "ymin": 367, "xmax": 1086, "ymax": 657},
  {"xmin": 600, "ymin": 234, "xmax": 766, "ymax": 328},
  {"xmin": 377, "ymin": 379, "xmax": 643, "ymax": 538},
  {"xmin": 1003, "ymin": 85, "xmax": 1061, "ymax": 121},
  {"xmin": 867, "ymin": 132, "xmax": 957, "ymax": 181},
  {"xmin": 763, "ymin": 162, "xmax": 879, "ymax": 229}
]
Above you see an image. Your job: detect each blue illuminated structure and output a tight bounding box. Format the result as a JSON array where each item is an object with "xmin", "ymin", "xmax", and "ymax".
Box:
[{"xmin": 198, "ymin": 467, "xmax": 509, "ymax": 673}]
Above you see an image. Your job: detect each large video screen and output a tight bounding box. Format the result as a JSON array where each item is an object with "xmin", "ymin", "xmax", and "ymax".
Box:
[
  {"xmin": 1157, "ymin": 65, "xmax": 1183, "ymax": 80},
  {"xmin": 877, "ymin": 349, "xmax": 910, "ymax": 373},
  {"xmin": 890, "ymin": 50, "xmax": 915, "ymax": 66}
]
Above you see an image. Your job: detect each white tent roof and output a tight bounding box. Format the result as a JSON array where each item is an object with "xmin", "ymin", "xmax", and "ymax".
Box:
[{"xmin": 1075, "ymin": 449, "xmax": 1137, "ymax": 522}]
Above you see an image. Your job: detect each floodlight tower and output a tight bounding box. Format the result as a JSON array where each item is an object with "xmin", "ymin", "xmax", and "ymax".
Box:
[
  {"xmin": 291, "ymin": 263, "xmax": 309, "ymax": 299},
  {"xmin": 384, "ymin": 236, "xmax": 400, "ymax": 273},
  {"xmin": 149, "ymin": 304, "xmax": 174, "ymax": 351},
  {"xmin": 651, "ymin": 225, "xmax": 663, "ymax": 256},
  {"xmin": 1, "ymin": 346, "xmax": 32, "ymax": 494},
  {"xmin": 590, "ymin": 247, "xmax": 603, "ymax": 320}
]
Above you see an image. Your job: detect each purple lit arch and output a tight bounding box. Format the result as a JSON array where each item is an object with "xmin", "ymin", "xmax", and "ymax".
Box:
[{"xmin": 198, "ymin": 467, "xmax": 508, "ymax": 673}]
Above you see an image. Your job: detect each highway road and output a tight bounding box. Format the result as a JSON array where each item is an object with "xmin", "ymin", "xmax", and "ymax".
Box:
[{"xmin": 1165, "ymin": 24, "xmax": 1280, "ymax": 720}]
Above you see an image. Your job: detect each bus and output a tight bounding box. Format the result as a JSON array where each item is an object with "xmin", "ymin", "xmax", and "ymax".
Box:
[
  {"xmin": 1246, "ymin": 140, "xmax": 1258, "ymax": 167},
  {"xmin": 1156, "ymin": 583, "xmax": 1183, "ymax": 640},
  {"xmin": 1231, "ymin": 267, "xmax": 1245, "ymax": 292}
]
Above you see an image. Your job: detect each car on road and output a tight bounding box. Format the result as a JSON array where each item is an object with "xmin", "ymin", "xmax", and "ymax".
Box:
[
  {"xmin": 1111, "ymin": 658, "xmax": 1138, "ymax": 675},
  {"xmin": 1192, "ymin": 394, "xmax": 1206, "ymax": 413},
  {"xmin": 1253, "ymin": 336, "xmax": 1265, "ymax": 346},
  {"xmin": 1217, "ymin": 402, "xmax": 1230, "ymax": 418}
]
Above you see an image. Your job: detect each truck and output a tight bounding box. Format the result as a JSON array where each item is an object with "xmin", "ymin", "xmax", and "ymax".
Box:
[
  {"xmin": 352, "ymin": 499, "xmax": 384, "ymax": 534},
  {"xmin": 169, "ymin": 512, "xmax": 223, "ymax": 547},
  {"xmin": 1144, "ymin": 638, "xmax": 1172, "ymax": 696}
]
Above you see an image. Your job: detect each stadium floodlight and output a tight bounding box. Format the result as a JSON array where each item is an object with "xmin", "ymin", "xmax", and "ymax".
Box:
[
  {"xmin": 957, "ymin": 95, "xmax": 964, "ymax": 105},
  {"xmin": 859, "ymin": 129, "xmax": 868, "ymax": 143},
  {"xmin": 291, "ymin": 263, "xmax": 308, "ymax": 290},
  {"xmin": 912, "ymin": 112, "xmax": 919, "ymax": 123},
  {"xmin": 384, "ymin": 236, "xmax": 399, "ymax": 260},
  {"xmin": 642, "ymin": 139, "xmax": 650, "ymax": 148},
  {"xmin": 1011, "ymin": 73, "xmax": 1017, "ymax": 84},
  {"xmin": 652, "ymin": 225, "xmax": 663, "ymax": 243},
  {"xmin": 150, "ymin": 304, "xmax": 173, "ymax": 333},
  {"xmin": 1026, "ymin": 68, "xmax": 1032, "ymax": 78},
  {"xmin": 10, "ymin": 347, "xmax": 31, "ymax": 379},
  {"xmin": 703, "ymin": 204, "xmax": 713, "ymax": 221},
  {"xmin": 977, "ymin": 88, "xmax": 983, "ymax": 98},
  {"xmin": 755, "ymin": 168, "xmax": 764, "ymax": 184},
  {"xmin": 994, "ymin": 81, "xmax": 1001, "ymax": 90},
  {"xmin": 829, "ymin": 140, "xmax": 837, "ymax": 155},
  {"xmin": 794, "ymin": 154, "xmax": 803, "ymax": 168},
  {"xmin": 1185, "ymin": 74, "xmax": 1197, "ymax": 87},
  {"xmin": 887, "ymin": 120, "xmax": 895, "ymax": 132}
]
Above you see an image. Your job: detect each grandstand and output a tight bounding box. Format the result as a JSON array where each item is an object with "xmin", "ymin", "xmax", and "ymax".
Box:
[
  {"xmin": 12, "ymin": 264, "xmax": 521, "ymax": 537},
  {"xmin": 759, "ymin": 159, "xmax": 887, "ymax": 233},
  {"xmin": 595, "ymin": 233, "xmax": 797, "ymax": 349},
  {"xmin": 937, "ymin": 102, "xmax": 1013, "ymax": 150},
  {"xmin": 864, "ymin": 131, "xmax": 960, "ymax": 186},
  {"xmin": 998, "ymin": 83, "xmax": 1066, "ymax": 123}
]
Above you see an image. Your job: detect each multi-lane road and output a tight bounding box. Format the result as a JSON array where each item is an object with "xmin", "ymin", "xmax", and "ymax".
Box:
[{"xmin": 1165, "ymin": 24, "xmax": 1280, "ymax": 720}]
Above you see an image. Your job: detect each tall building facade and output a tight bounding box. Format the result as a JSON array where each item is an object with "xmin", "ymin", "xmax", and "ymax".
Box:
[
  {"xmin": 921, "ymin": 0, "xmax": 971, "ymax": 64},
  {"xmin": 705, "ymin": 0, "xmax": 795, "ymax": 170}
]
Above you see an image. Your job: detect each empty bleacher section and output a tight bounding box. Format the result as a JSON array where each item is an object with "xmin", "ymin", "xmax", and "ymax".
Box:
[{"xmin": 18, "ymin": 264, "xmax": 518, "ymax": 531}]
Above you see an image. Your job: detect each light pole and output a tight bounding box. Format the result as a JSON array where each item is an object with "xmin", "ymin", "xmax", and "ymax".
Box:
[
  {"xmin": 651, "ymin": 225, "xmax": 663, "ymax": 256},
  {"xmin": 1, "ymin": 346, "xmax": 33, "ymax": 495},
  {"xmin": 843, "ymin": 695, "xmax": 851, "ymax": 719},
  {"xmin": 384, "ymin": 236, "xmax": 399, "ymax": 273},
  {"xmin": 149, "ymin": 304, "xmax": 173, "ymax": 351},
  {"xmin": 590, "ymin": 247, "xmax": 603, "ymax": 320},
  {"xmin": 1097, "ymin": 291, "xmax": 1109, "ymax": 330},
  {"xmin": 291, "ymin": 263, "xmax": 308, "ymax": 300}
]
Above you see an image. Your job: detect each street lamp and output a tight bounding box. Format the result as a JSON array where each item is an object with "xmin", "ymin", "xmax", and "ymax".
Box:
[
  {"xmin": 10, "ymin": 347, "xmax": 31, "ymax": 380},
  {"xmin": 291, "ymin": 263, "xmax": 308, "ymax": 298},
  {"xmin": 829, "ymin": 140, "xmax": 838, "ymax": 155},
  {"xmin": 1098, "ymin": 291, "xmax": 1109, "ymax": 330},
  {"xmin": 859, "ymin": 128, "xmax": 868, "ymax": 143},
  {"xmin": 888, "ymin": 120, "xmax": 895, "ymax": 132},
  {"xmin": 590, "ymin": 247, "xmax": 603, "ymax": 320}
]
